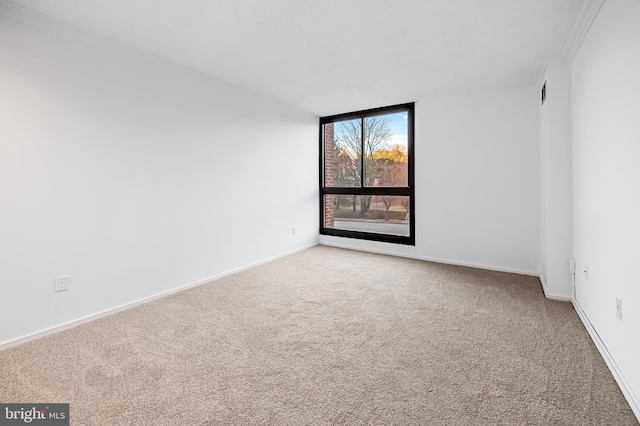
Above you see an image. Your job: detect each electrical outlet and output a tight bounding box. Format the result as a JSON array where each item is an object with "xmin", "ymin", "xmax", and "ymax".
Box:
[
  {"xmin": 615, "ymin": 297, "xmax": 622, "ymax": 321},
  {"xmin": 55, "ymin": 275, "xmax": 70, "ymax": 292},
  {"xmin": 583, "ymin": 265, "xmax": 589, "ymax": 280},
  {"xmin": 292, "ymin": 227, "xmax": 297, "ymax": 235}
]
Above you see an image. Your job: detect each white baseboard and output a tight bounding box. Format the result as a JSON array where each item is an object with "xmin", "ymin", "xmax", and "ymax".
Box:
[
  {"xmin": 573, "ymin": 299, "xmax": 640, "ymax": 422},
  {"xmin": 0, "ymin": 243, "xmax": 318, "ymax": 351},
  {"xmin": 321, "ymin": 239, "xmax": 579, "ymax": 305},
  {"xmin": 319, "ymin": 238, "xmax": 539, "ymax": 276},
  {"xmin": 539, "ymin": 275, "xmax": 572, "ymax": 302}
]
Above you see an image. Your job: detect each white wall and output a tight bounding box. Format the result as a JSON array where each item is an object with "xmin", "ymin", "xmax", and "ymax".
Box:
[
  {"xmin": 321, "ymin": 87, "xmax": 540, "ymax": 275},
  {"xmin": 571, "ymin": 0, "xmax": 640, "ymax": 413},
  {"xmin": 0, "ymin": 10, "xmax": 318, "ymax": 346},
  {"xmin": 539, "ymin": 63, "xmax": 573, "ymax": 300}
]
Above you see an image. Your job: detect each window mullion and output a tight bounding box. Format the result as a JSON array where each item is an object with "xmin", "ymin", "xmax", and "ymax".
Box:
[{"xmin": 360, "ymin": 117, "xmax": 365, "ymax": 188}]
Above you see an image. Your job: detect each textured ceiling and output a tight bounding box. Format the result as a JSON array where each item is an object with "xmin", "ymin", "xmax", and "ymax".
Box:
[{"xmin": 6, "ymin": 0, "xmax": 585, "ymax": 115}]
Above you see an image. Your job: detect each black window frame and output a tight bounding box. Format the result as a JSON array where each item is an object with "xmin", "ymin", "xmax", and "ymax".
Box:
[{"xmin": 319, "ymin": 102, "xmax": 415, "ymax": 245}]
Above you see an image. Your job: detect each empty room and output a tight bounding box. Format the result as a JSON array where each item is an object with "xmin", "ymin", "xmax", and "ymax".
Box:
[{"xmin": 1, "ymin": 0, "xmax": 638, "ymax": 424}]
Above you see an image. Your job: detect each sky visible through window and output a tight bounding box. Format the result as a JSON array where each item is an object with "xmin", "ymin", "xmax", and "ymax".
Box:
[
  {"xmin": 334, "ymin": 112, "xmax": 408, "ymax": 149},
  {"xmin": 388, "ymin": 112, "xmax": 409, "ymax": 147}
]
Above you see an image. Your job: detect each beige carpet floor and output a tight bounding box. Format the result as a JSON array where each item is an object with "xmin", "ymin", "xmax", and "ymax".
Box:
[{"xmin": 0, "ymin": 246, "xmax": 637, "ymax": 425}]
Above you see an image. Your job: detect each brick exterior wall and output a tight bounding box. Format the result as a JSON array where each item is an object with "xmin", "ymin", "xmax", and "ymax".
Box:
[{"xmin": 324, "ymin": 123, "xmax": 335, "ymax": 228}]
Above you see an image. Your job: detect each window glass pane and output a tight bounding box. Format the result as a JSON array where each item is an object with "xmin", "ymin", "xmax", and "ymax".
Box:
[
  {"xmin": 324, "ymin": 119, "xmax": 361, "ymax": 187},
  {"xmin": 324, "ymin": 195, "xmax": 410, "ymax": 237},
  {"xmin": 364, "ymin": 112, "xmax": 408, "ymax": 187}
]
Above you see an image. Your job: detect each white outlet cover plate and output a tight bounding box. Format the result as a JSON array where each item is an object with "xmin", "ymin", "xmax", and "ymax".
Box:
[
  {"xmin": 55, "ymin": 275, "xmax": 70, "ymax": 292},
  {"xmin": 616, "ymin": 297, "xmax": 622, "ymax": 321}
]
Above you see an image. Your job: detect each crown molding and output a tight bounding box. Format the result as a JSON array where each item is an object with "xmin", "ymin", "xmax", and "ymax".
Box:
[
  {"xmin": 532, "ymin": 58, "xmax": 549, "ymax": 88},
  {"xmin": 531, "ymin": 0, "xmax": 605, "ymax": 87},
  {"xmin": 532, "ymin": 55, "xmax": 569, "ymax": 88},
  {"xmin": 562, "ymin": 0, "xmax": 605, "ymax": 61}
]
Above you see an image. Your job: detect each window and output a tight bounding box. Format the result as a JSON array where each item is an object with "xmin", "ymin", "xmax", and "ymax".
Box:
[{"xmin": 320, "ymin": 103, "xmax": 415, "ymax": 245}]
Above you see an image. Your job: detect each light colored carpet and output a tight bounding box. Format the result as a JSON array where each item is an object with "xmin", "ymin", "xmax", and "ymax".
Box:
[{"xmin": 0, "ymin": 246, "xmax": 637, "ymax": 425}]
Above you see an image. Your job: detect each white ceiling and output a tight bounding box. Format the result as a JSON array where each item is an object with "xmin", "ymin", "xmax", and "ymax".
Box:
[{"xmin": 7, "ymin": 0, "xmax": 586, "ymax": 116}]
